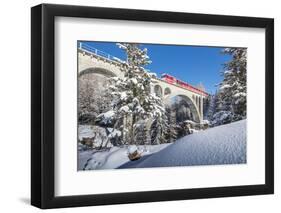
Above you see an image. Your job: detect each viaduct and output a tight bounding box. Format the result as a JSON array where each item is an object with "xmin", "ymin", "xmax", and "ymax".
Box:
[{"xmin": 78, "ymin": 42, "xmax": 209, "ymax": 123}]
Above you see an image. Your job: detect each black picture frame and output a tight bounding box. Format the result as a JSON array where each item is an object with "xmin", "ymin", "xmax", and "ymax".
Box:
[{"xmin": 31, "ymin": 3, "xmax": 274, "ymax": 209}]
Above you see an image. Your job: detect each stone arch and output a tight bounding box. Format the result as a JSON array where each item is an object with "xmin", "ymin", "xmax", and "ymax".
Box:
[
  {"xmin": 79, "ymin": 67, "xmax": 117, "ymax": 78},
  {"xmin": 154, "ymin": 85, "xmax": 163, "ymax": 97},
  {"xmin": 164, "ymin": 94, "xmax": 201, "ymax": 123},
  {"xmin": 179, "ymin": 95, "xmax": 201, "ymax": 123},
  {"xmin": 164, "ymin": 87, "xmax": 171, "ymax": 96}
]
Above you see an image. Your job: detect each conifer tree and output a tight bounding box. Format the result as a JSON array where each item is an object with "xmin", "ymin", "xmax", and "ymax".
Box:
[
  {"xmin": 212, "ymin": 48, "xmax": 247, "ymax": 125},
  {"xmin": 97, "ymin": 43, "xmax": 168, "ymax": 145}
]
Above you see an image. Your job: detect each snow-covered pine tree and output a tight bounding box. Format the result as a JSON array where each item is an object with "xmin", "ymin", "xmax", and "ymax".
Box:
[
  {"xmin": 203, "ymin": 96, "xmax": 210, "ymax": 119},
  {"xmin": 213, "ymin": 48, "xmax": 247, "ymax": 125},
  {"xmin": 133, "ymin": 120, "xmax": 148, "ymax": 145},
  {"xmin": 102, "ymin": 43, "xmax": 168, "ymax": 145},
  {"xmin": 205, "ymin": 92, "xmax": 217, "ymax": 122},
  {"xmin": 165, "ymin": 105, "xmax": 178, "ymax": 143},
  {"xmin": 149, "ymin": 94, "xmax": 169, "ymax": 144}
]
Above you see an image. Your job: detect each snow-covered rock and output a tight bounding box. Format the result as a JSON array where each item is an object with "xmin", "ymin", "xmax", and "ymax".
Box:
[
  {"xmin": 78, "ymin": 125, "xmax": 96, "ymax": 141},
  {"xmin": 127, "ymin": 145, "xmax": 141, "ymax": 161},
  {"xmin": 202, "ymin": 120, "xmax": 210, "ymax": 125},
  {"xmin": 128, "ymin": 145, "xmax": 138, "ymax": 155},
  {"xmin": 79, "ymin": 125, "xmax": 111, "ymax": 148}
]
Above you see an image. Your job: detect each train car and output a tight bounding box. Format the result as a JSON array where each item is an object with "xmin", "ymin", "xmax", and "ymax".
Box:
[
  {"xmin": 161, "ymin": 74, "xmax": 176, "ymax": 84},
  {"xmin": 161, "ymin": 73, "xmax": 209, "ymax": 97}
]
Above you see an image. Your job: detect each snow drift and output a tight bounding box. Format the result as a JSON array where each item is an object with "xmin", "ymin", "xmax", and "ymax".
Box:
[
  {"xmin": 121, "ymin": 119, "xmax": 246, "ymax": 168},
  {"xmin": 79, "ymin": 120, "xmax": 246, "ymax": 170},
  {"xmin": 81, "ymin": 144, "xmax": 171, "ymax": 170}
]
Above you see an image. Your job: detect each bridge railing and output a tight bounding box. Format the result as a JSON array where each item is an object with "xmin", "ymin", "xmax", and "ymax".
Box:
[{"xmin": 78, "ymin": 42, "xmax": 123, "ymax": 63}]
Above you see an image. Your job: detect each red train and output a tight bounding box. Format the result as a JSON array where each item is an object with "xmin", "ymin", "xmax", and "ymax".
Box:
[{"xmin": 161, "ymin": 74, "xmax": 209, "ymax": 96}]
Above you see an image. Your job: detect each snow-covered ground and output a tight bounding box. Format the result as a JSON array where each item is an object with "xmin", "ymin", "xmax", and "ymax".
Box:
[
  {"xmin": 78, "ymin": 119, "xmax": 246, "ymax": 170},
  {"xmin": 79, "ymin": 144, "xmax": 171, "ymax": 170},
  {"xmin": 123, "ymin": 119, "xmax": 246, "ymax": 168}
]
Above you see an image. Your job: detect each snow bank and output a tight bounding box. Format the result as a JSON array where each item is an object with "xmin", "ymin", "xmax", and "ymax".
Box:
[
  {"xmin": 79, "ymin": 120, "xmax": 246, "ymax": 170},
  {"xmin": 80, "ymin": 144, "xmax": 170, "ymax": 170},
  {"xmin": 122, "ymin": 120, "xmax": 247, "ymax": 168},
  {"xmin": 83, "ymin": 147, "xmax": 130, "ymax": 170}
]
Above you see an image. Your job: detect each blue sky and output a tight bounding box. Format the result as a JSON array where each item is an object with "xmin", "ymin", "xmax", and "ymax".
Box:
[{"xmin": 81, "ymin": 41, "xmax": 232, "ymax": 94}]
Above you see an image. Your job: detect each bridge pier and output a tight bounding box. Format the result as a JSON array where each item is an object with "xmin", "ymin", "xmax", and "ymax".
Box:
[{"xmin": 199, "ymin": 96, "xmax": 204, "ymax": 122}]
